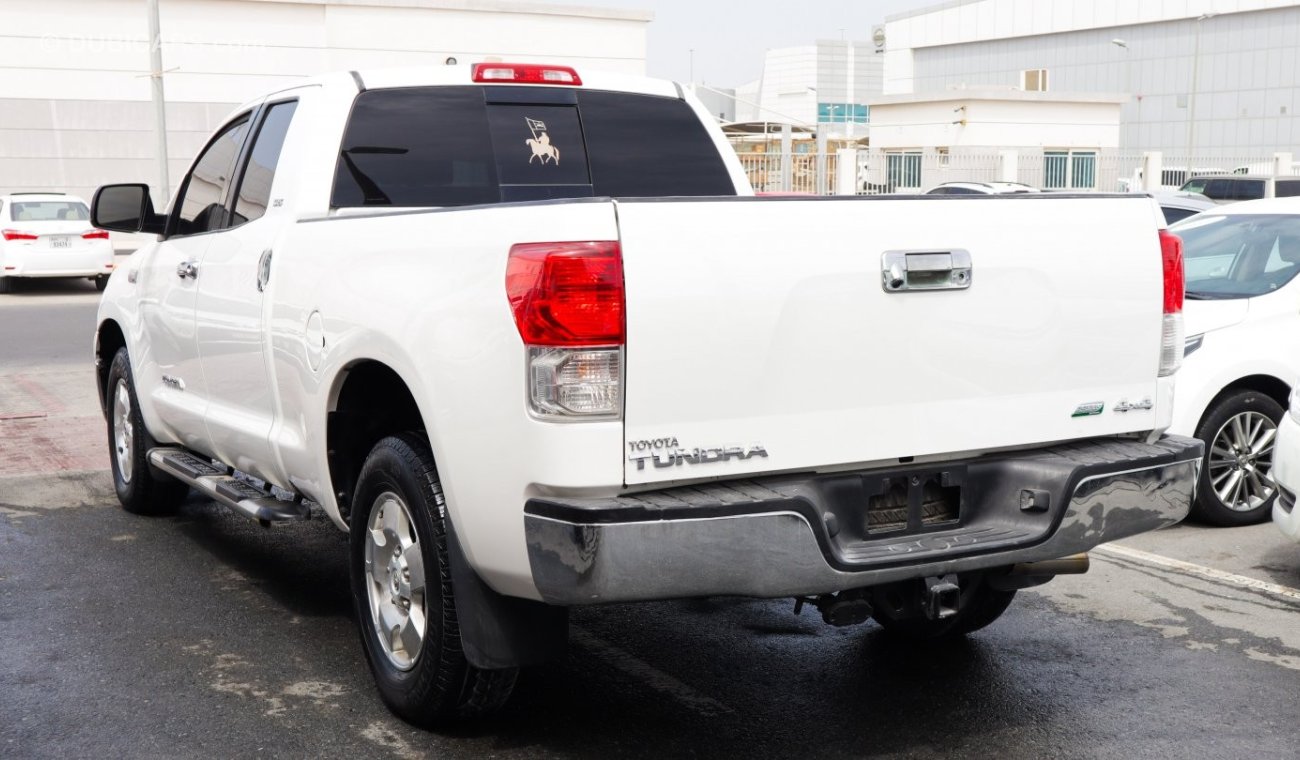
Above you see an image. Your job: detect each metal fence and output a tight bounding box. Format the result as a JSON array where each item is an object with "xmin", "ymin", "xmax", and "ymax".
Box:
[{"xmin": 730, "ymin": 145, "xmax": 1293, "ymax": 196}]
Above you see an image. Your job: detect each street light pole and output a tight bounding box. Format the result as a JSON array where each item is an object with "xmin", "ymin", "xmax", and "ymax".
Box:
[
  {"xmin": 1186, "ymin": 13, "xmax": 1216, "ymax": 175},
  {"xmin": 146, "ymin": 0, "xmax": 171, "ymax": 205},
  {"xmin": 1111, "ymin": 39, "xmax": 1132, "ymax": 147}
]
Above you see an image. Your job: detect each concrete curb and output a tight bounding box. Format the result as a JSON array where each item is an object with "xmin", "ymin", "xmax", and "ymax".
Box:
[{"xmin": 0, "ymin": 469, "xmax": 114, "ymax": 513}]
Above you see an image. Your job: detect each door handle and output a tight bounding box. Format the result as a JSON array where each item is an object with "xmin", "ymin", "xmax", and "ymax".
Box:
[
  {"xmin": 176, "ymin": 260, "xmax": 199, "ymax": 280},
  {"xmin": 257, "ymin": 249, "xmax": 272, "ymax": 293},
  {"xmin": 881, "ymin": 250, "xmax": 972, "ymax": 292}
]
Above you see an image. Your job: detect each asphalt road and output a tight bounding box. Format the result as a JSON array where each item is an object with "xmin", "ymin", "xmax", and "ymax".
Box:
[
  {"xmin": 3, "ymin": 296, "xmax": 1300, "ymax": 759},
  {"xmin": 0, "ymin": 278, "xmax": 102, "ymax": 368}
]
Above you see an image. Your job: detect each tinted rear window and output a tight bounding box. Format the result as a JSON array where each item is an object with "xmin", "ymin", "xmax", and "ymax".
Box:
[
  {"xmin": 11, "ymin": 201, "xmax": 89, "ymax": 221},
  {"xmin": 1277, "ymin": 180, "xmax": 1300, "ymax": 198},
  {"xmin": 331, "ymin": 86, "xmax": 735, "ymax": 208},
  {"xmin": 575, "ymin": 90, "xmax": 735, "ymax": 198},
  {"xmin": 1161, "ymin": 206, "xmax": 1201, "ymax": 224}
]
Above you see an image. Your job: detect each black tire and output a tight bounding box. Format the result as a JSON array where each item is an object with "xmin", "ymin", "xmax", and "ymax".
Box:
[
  {"xmin": 871, "ymin": 575, "xmax": 1017, "ymax": 642},
  {"xmin": 1190, "ymin": 389, "xmax": 1285, "ymax": 526},
  {"xmin": 94, "ymin": 276, "xmax": 109, "ymax": 292},
  {"xmin": 0, "ymin": 277, "xmax": 12, "ymax": 294},
  {"xmin": 105, "ymin": 348, "xmax": 189, "ymax": 515},
  {"xmin": 349, "ymin": 434, "xmax": 517, "ymax": 726}
]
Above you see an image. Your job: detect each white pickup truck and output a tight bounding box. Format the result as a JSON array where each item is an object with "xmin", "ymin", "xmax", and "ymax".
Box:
[{"xmin": 92, "ymin": 63, "xmax": 1202, "ymax": 726}]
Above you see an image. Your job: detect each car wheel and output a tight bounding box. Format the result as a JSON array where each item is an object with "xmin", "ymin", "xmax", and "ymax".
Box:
[
  {"xmin": 94, "ymin": 276, "xmax": 109, "ymax": 292},
  {"xmin": 0, "ymin": 277, "xmax": 12, "ymax": 294},
  {"xmin": 1192, "ymin": 389, "xmax": 1285, "ymax": 526},
  {"xmin": 106, "ymin": 348, "xmax": 190, "ymax": 515},
  {"xmin": 871, "ymin": 574, "xmax": 1016, "ymax": 642},
  {"xmin": 350, "ymin": 433, "xmax": 517, "ymax": 726}
]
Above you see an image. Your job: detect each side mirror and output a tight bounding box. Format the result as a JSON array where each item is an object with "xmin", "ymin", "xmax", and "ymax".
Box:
[{"xmin": 91, "ymin": 183, "xmax": 167, "ymax": 236}]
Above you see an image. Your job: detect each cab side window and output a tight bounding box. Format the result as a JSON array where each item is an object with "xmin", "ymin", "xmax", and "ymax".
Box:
[
  {"xmin": 172, "ymin": 114, "xmax": 252, "ymax": 237},
  {"xmin": 231, "ymin": 101, "xmax": 299, "ymax": 226}
]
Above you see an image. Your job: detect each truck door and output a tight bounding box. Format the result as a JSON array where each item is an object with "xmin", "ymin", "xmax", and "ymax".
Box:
[
  {"xmin": 193, "ymin": 98, "xmax": 300, "ymax": 481},
  {"xmin": 138, "ymin": 112, "xmax": 253, "ymax": 449}
]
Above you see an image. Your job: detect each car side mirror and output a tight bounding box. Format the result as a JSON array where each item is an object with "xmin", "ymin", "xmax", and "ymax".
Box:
[{"xmin": 91, "ymin": 183, "xmax": 167, "ymax": 236}]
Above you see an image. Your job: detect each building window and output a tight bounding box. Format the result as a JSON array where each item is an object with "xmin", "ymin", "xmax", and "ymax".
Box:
[
  {"xmin": 936, "ymin": 147, "xmax": 951, "ymax": 168},
  {"xmin": 1021, "ymin": 69, "xmax": 1049, "ymax": 92},
  {"xmin": 886, "ymin": 151, "xmax": 922, "ymax": 191},
  {"xmin": 1043, "ymin": 150, "xmax": 1096, "ymax": 190}
]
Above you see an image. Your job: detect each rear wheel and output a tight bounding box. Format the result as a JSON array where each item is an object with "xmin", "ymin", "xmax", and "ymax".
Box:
[
  {"xmin": 94, "ymin": 276, "xmax": 109, "ymax": 292},
  {"xmin": 1191, "ymin": 390, "xmax": 1284, "ymax": 526},
  {"xmin": 350, "ymin": 434, "xmax": 517, "ymax": 726},
  {"xmin": 871, "ymin": 574, "xmax": 1017, "ymax": 642},
  {"xmin": 105, "ymin": 348, "xmax": 189, "ymax": 514},
  {"xmin": 0, "ymin": 277, "xmax": 12, "ymax": 294}
]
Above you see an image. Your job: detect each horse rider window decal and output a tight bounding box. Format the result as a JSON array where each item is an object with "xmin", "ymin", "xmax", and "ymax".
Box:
[{"xmin": 525, "ymin": 117, "xmax": 561, "ymax": 165}]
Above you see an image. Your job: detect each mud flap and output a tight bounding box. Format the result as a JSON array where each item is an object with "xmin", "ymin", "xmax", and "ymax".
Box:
[{"xmin": 446, "ymin": 522, "xmax": 568, "ymax": 669}]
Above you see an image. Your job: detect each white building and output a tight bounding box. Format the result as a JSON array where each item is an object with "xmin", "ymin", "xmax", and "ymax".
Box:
[
  {"xmin": 0, "ymin": 0, "xmax": 650, "ymax": 203},
  {"xmin": 735, "ymin": 40, "xmax": 884, "ymax": 138},
  {"xmin": 882, "ymin": 0, "xmax": 1300, "ymax": 157}
]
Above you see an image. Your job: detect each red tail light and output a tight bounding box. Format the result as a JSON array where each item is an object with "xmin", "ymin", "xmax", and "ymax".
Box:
[
  {"xmin": 472, "ymin": 63, "xmax": 582, "ymax": 86},
  {"xmin": 2, "ymin": 229, "xmax": 38, "ymax": 241},
  {"xmin": 1159, "ymin": 228, "xmax": 1184, "ymax": 315},
  {"xmin": 506, "ymin": 241, "xmax": 624, "ymax": 346},
  {"xmin": 82, "ymin": 229, "xmax": 110, "ymax": 240}
]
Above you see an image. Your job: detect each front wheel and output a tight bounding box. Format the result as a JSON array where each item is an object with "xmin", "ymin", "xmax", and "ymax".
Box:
[
  {"xmin": 105, "ymin": 348, "xmax": 190, "ymax": 514},
  {"xmin": 349, "ymin": 434, "xmax": 517, "ymax": 726},
  {"xmin": 1191, "ymin": 390, "xmax": 1284, "ymax": 526}
]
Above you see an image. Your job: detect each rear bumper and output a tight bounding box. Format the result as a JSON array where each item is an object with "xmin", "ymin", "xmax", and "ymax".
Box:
[
  {"xmin": 525, "ymin": 435, "xmax": 1202, "ymax": 604},
  {"xmin": 1271, "ymin": 413, "xmax": 1300, "ymax": 542}
]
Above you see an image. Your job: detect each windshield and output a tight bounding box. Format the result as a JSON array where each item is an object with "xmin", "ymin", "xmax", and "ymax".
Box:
[
  {"xmin": 10, "ymin": 200, "xmax": 90, "ymax": 222},
  {"xmin": 1171, "ymin": 213, "xmax": 1300, "ymax": 299}
]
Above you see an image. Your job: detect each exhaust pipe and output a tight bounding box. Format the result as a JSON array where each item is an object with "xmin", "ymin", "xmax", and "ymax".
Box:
[
  {"xmin": 989, "ymin": 553, "xmax": 1089, "ymax": 591},
  {"xmin": 1009, "ymin": 552, "xmax": 1090, "ymax": 576}
]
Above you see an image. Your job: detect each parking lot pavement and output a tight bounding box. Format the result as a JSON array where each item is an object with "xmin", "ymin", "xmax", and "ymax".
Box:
[{"xmin": 2, "ymin": 295, "xmax": 1300, "ymax": 758}]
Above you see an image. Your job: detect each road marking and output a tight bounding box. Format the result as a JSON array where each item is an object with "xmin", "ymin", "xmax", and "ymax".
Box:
[
  {"xmin": 571, "ymin": 628, "xmax": 733, "ymax": 716},
  {"xmin": 1095, "ymin": 543, "xmax": 1300, "ymax": 602}
]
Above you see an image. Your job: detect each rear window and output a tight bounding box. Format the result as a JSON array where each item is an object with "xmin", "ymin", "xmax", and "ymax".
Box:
[
  {"xmin": 1161, "ymin": 205, "xmax": 1201, "ymax": 224},
  {"xmin": 10, "ymin": 201, "xmax": 89, "ymax": 221},
  {"xmin": 1277, "ymin": 180, "xmax": 1300, "ymax": 198},
  {"xmin": 331, "ymin": 86, "xmax": 735, "ymax": 208}
]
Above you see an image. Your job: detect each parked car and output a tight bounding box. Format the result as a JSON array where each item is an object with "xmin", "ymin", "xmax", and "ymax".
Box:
[
  {"xmin": 91, "ymin": 62, "xmax": 1201, "ymax": 725},
  {"xmin": 0, "ymin": 193, "xmax": 114, "ymax": 293},
  {"xmin": 1149, "ymin": 190, "xmax": 1216, "ymax": 225},
  {"xmin": 1167, "ymin": 198, "xmax": 1300, "ymax": 525},
  {"xmin": 1178, "ymin": 174, "xmax": 1300, "ymax": 204},
  {"xmin": 924, "ymin": 181, "xmax": 1040, "ymax": 195},
  {"xmin": 1272, "ymin": 386, "xmax": 1299, "ymax": 542}
]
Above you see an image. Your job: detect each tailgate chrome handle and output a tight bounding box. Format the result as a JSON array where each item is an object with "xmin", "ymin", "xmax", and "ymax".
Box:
[
  {"xmin": 176, "ymin": 260, "xmax": 198, "ymax": 280},
  {"xmin": 881, "ymin": 250, "xmax": 972, "ymax": 292}
]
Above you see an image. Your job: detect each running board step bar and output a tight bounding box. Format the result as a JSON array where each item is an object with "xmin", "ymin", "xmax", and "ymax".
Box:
[{"xmin": 148, "ymin": 447, "xmax": 310, "ymax": 523}]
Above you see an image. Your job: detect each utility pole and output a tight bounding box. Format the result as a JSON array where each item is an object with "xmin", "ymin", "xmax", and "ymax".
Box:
[
  {"xmin": 146, "ymin": 0, "xmax": 171, "ymax": 205},
  {"xmin": 689, "ymin": 48, "xmax": 694, "ymax": 84},
  {"xmin": 1186, "ymin": 13, "xmax": 1216, "ymax": 175}
]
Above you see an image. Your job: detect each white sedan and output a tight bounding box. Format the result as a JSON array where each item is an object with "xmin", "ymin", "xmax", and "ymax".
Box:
[
  {"xmin": 1273, "ymin": 387, "xmax": 1299, "ymax": 541},
  {"xmin": 1168, "ymin": 197, "xmax": 1300, "ymax": 525},
  {"xmin": 0, "ymin": 193, "xmax": 114, "ymax": 293}
]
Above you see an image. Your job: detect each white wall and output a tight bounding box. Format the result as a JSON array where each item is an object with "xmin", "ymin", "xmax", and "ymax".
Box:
[
  {"xmin": 0, "ymin": 0, "xmax": 649, "ymax": 204},
  {"xmin": 868, "ymin": 97, "xmax": 1121, "ymax": 149}
]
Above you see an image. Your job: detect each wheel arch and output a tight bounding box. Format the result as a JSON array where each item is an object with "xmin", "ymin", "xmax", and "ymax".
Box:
[
  {"xmin": 1200, "ymin": 374, "xmax": 1292, "ymax": 429},
  {"xmin": 95, "ymin": 318, "xmax": 128, "ymax": 418},
  {"xmin": 325, "ymin": 358, "xmax": 427, "ymax": 526}
]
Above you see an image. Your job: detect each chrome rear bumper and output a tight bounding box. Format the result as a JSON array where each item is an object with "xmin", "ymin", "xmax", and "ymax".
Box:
[{"xmin": 524, "ymin": 436, "xmax": 1202, "ymax": 604}]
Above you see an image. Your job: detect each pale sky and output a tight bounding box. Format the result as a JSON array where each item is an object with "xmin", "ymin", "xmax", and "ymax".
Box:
[{"xmin": 557, "ymin": 0, "xmax": 946, "ymax": 87}]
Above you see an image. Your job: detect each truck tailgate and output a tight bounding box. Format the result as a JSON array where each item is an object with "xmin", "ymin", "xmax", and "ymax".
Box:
[{"xmin": 617, "ymin": 195, "xmax": 1167, "ymax": 485}]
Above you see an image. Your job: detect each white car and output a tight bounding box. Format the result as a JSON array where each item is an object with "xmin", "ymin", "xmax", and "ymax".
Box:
[
  {"xmin": 0, "ymin": 193, "xmax": 114, "ymax": 293},
  {"xmin": 1273, "ymin": 387, "xmax": 1299, "ymax": 541},
  {"xmin": 1168, "ymin": 197, "xmax": 1300, "ymax": 525},
  {"xmin": 924, "ymin": 181, "xmax": 1041, "ymax": 195}
]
